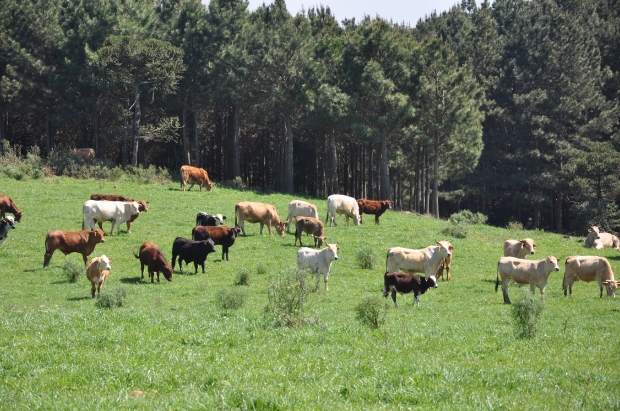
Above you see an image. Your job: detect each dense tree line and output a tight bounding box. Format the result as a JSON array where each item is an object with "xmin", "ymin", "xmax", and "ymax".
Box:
[{"xmin": 1, "ymin": 0, "xmax": 619, "ymax": 232}]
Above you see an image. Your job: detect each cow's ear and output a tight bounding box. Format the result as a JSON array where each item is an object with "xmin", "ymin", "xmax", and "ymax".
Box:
[
  {"xmin": 449, "ymin": 245, "xmax": 455, "ymax": 251},
  {"xmin": 533, "ymin": 243, "xmax": 538, "ymax": 248},
  {"xmin": 435, "ymin": 239, "xmax": 439, "ymax": 245}
]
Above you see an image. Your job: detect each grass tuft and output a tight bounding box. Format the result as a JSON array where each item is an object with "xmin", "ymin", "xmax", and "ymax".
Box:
[
  {"xmin": 356, "ymin": 247, "xmax": 375, "ymax": 269},
  {"xmin": 511, "ymin": 289, "xmax": 544, "ymax": 338},
  {"xmin": 442, "ymin": 225, "xmax": 468, "ymax": 238},
  {"xmin": 355, "ymin": 296, "xmax": 387, "ymax": 329},
  {"xmin": 264, "ymin": 269, "xmax": 312, "ymax": 327},
  {"xmin": 96, "ymin": 287, "xmax": 127, "ymax": 309},
  {"xmin": 215, "ymin": 287, "xmax": 246, "ymax": 310},
  {"xmin": 63, "ymin": 259, "xmax": 83, "ymax": 283},
  {"xmin": 234, "ymin": 268, "xmax": 251, "ymax": 286}
]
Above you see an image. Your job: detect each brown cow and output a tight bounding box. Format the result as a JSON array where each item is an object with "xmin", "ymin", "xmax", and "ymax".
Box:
[
  {"xmin": 180, "ymin": 165, "xmax": 213, "ymax": 192},
  {"xmin": 86, "ymin": 255, "xmax": 112, "ymax": 298},
  {"xmin": 72, "ymin": 148, "xmax": 96, "ymax": 160},
  {"xmin": 94, "ymin": 199, "xmax": 148, "ymax": 234},
  {"xmin": 563, "ymin": 256, "xmax": 620, "ymax": 298},
  {"xmin": 44, "ymin": 229, "xmax": 107, "ymax": 267},
  {"xmin": 357, "ymin": 199, "xmax": 393, "ymax": 224},
  {"xmin": 133, "ymin": 242, "xmax": 172, "ymax": 283},
  {"xmin": 235, "ymin": 201, "xmax": 285, "ymax": 236},
  {"xmin": 90, "ymin": 194, "xmax": 134, "ymax": 202},
  {"xmin": 294, "ymin": 217, "xmax": 325, "ymax": 248},
  {"xmin": 192, "ymin": 225, "xmax": 241, "ymax": 261},
  {"xmin": 0, "ymin": 195, "xmax": 23, "ymax": 222},
  {"xmin": 436, "ymin": 250, "xmax": 454, "ymax": 281}
]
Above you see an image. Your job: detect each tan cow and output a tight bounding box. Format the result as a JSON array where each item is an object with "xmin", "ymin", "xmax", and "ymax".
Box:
[
  {"xmin": 386, "ymin": 240, "xmax": 453, "ymax": 279},
  {"xmin": 285, "ymin": 200, "xmax": 319, "ymax": 232},
  {"xmin": 503, "ymin": 238, "xmax": 537, "ymax": 259},
  {"xmin": 86, "ymin": 255, "xmax": 112, "ymax": 298},
  {"xmin": 72, "ymin": 148, "xmax": 96, "ymax": 160},
  {"xmin": 563, "ymin": 256, "xmax": 620, "ymax": 298},
  {"xmin": 180, "ymin": 165, "xmax": 213, "ymax": 192},
  {"xmin": 235, "ymin": 201, "xmax": 285, "ymax": 236},
  {"xmin": 44, "ymin": 229, "xmax": 107, "ymax": 267},
  {"xmin": 495, "ymin": 256, "xmax": 561, "ymax": 304},
  {"xmin": 584, "ymin": 226, "xmax": 619, "ymax": 250},
  {"xmin": 436, "ymin": 250, "xmax": 453, "ymax": 281}
]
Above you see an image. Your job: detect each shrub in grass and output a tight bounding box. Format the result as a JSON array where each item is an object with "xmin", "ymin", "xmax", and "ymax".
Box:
[
  {"xmin": 234, "ymin": 268, "xmax": 251, "ymax": 286},
  {"xmin": 256, "ymin": 263, "xmax": 267, "ymax": 275},
  {"xmin": 64, "ymin": 260, "xmax": 84, "ymax": 283},
  {"xmin": 357, "ymin": 248, "xmax": 375, "ymax": 269},
  {"xmin": 355, "ymin": 296, "xmax": 387, "ymax": 329},
  {"xmin": 96, "ymin": 288, "xmax": 127, "ymax": 309},
  {"xmin": 511, "ymin": 289, "xmax": 544, "ymax": 338},
  {"xmin": 264, "ymin": 269, "xmax": 311, "ymax": 327},
  {"xmin": 507, "ymin": 220, "xmax": 524, "ymax": 230},
  {"xmin": 216, "ymin": 288, "xmax": 246, "ymax": 310},
  {"xmin": 442, "ymin": 225, "xmax": 468, "ymax": 239},
  {"xmin": 449, "ymin": 210, "xmax": 488, "ymax": 225}
]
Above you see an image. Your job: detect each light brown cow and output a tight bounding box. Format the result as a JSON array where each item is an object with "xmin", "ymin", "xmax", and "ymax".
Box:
[
  {"xmin": 495, "ymin": 256, "xmax": 561, "ymax": 304},
  {"xmin": 44, "ymin": 229, "xmax": 107, "ymax": 267},
  {"xmin": 86, "ymin": 255, "xmax": 112, "ymax": 298},
  {"xmin": 285, "ymin": 200, "xmax": 319, "ymax": 232},
  {"xmin": 72, "ymin": 148, "xmax": 95, "ymax": 160},
  {"xmin": 180, "ymin": 165, "xmax": 213, "ymax": 192},
  {"xmin": 563, "ymin": 256, "xmax": 620, "ymax": 298},
  {"xmin": 584, "ymin": 226, "xmax": 619, "ymax": 250},
  {"xmin": 386, "ymin": 240, "xmax": 453, "ymax": 279},
  {"xmin": 503, "ymin": 238, "xmax": 537, "ymax": 259},
  {"xmin": 436, "ymin": 250, "xmax": 454, "ymax": 281},
  {"xmin": 0, "ymin": 194, "xmax": 22, "ymax": 222},
  {"xmin": 235, "ymin": 201, "xmax": 285, "ymax": 236},
  {"xmin": 294, "ymin": 216, "xmax": 325, "ymax": 248}
]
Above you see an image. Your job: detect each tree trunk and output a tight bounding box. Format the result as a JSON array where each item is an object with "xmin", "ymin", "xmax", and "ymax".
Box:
[
  {"xmin": 555, "ymin": 191, "xmax": 563, "ymax": 233},
  {"xmin": 182, "ymin": 104, "xmax": 190, "ymax": 165},
  {"xmin": 368, "ymin": 143, "xmax": 374, "ymax": 199},
  {"xmin": 93, "ymin": 103, "xmax": 100, "ymax": 157},
  {"xmin": 123, "ymin": 104, "xmax": 129, "ymax": 167},
  {"xmin": 424, "ymin": 146, "xmax": 430, "ymax": 214},
  {"xmin": 414, "ymin": 143, "xmax": 420, "ymax": 213},
  {"xmin": 232, "ymin": 105, "xmax": 240, "ymax": 178},
  {"xmin": 432, "ymin": 133, "xmax": 440, "ymax": 218},
  {"xmin": 380, "ymin": 138, "xmax": 391, "ymax": 200},
  {"xmin": 329, "ymin": 129, "xmax": 338, "ymax": 194},
  {"xmin": 131, "ymin": 84, "xmax": 141, "ymax": 167},
  {"xmin": 194, "ymin": 112, "xmax": 200, "ymax": 168},
  {"xmin": 46, "ymin": 109, "xmax": 53, "ymax": 155}
]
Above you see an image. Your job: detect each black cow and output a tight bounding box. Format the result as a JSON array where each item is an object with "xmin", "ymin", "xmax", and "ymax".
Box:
[
  {"xmin": 192, "ymin": 226, "xmax": 241, "ymax": 261},
  {"xmin": 195, "ymin": 212, "xmax": 227, "ymax": 227},
  {"xmin": 171, "ymin": 237, "xmax": 216, "ymax": 274},
  {"xmin": 0, "ymin": 216, "xmax": 16, "ymax": 244},
  {"xmin": 383, "ymin": 271, "xmax": 438, "ymax": 307}
]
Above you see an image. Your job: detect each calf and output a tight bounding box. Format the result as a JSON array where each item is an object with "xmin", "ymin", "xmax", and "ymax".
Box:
[
  {"xmin": 0, "ymin": 195, "xmax": 22, "ymax": 222},
  {"xmin": 326, "ymin": 194, "xmax": 360, "ymax": 226},
  {"xmin": 0, "ymin": 216, "xmax": 16, "ymax": 244},
  {"xmin": 195, "ymin": 212, "xmax": 227, "ymax": 226},
  {"xmin": 357, "ymin": 199, "xmax": 393, "ymax": 224},
  {"xmin": 584, "ymin": 226, "xmax": 620, "ymax": 250},
  {"xmin": 235, "ymin": 201, "xmax": 285, "ymax": 236},
  {"xmin": 294, "ymin": 216, "xmax": 326, "ymax": 248},
  {"xmin": 436, "ymin": 251, "xmax": 453, "ymax": 281},
  {"xmin": 296, "ymin": 243, "xmax": 340, "ymax": 291},
  {"xmin": 171, "ymin": 237, "xmax": 216, "ymax": 273},
  {"xmin": 192, "ymin": 226, "xmax": 241, "ymax": 261},
  {"xmin": 285, "ymin": 200, "xmax": 319, "ymax": 232},
  {"xmin": 386, "ymin": 240, "xmax": 454, "ymax": 278},
  {"xmin": 133, "ymin": 242, "xmax": 173, "ymax": 283},
  {"xmin": 503, "ymin": 238, "xmax": 537, "ymax": 259},
  {"xmin": 383, "ymin": 272, "xmax": 438, "ymax": 307},
  {"xmin": 83, "ymin": 200, "xmax": 140, "ymax": 235},
  {"xmin": 563, "ymin": 256, "xmax": 620, "ymax": 298},
  {"xmin": 180, "ymin": 165, "xmax": 213, "ymax": 191},
  {"xmin": 86, "ymin": 255, "xmax": 112, "ymax": 298},
  {"xmin": 495, "ymin": 256, "xmax": 561, "ymax": 304},
  {"xmin": 44, "ymin": 229, "xmax": 107, "ymax": 267}
]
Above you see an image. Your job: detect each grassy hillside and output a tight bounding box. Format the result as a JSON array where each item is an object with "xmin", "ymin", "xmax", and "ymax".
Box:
[{"xmin": 0, "ymin": 176, "xmax": 618, "ymax": 410}]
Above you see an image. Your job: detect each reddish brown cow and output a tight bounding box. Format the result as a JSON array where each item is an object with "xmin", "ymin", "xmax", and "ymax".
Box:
[
  {"xmin": 356, "ymin": 199, "xmax": 393, "ymax": 224},
  {"xmin": 133, "ymin": 242, "xmax": 173, "ymax": 283},
  {"xmin": 192, "ymin": 226, "xmax": 241, "ymax": 261},
  {"xmin": 436, "ymin": 251, "xmax": 454, "ymax": 281},
  {"xmin": 94, "ymin": 199, "xmax": 148, "ymax": 233},
  {"xmin": 0, "ymin": 195, "xmax": 23, "ymax": 222},
  {"xmin": 90, "ymin": 194, "xmax": 134, "ymax": 202},
  {"xmin": 180, "ymin": 165, "xmax": 213, "ymax": 192},
  {"xmin": 44, "ymin": 229, "xmax": 107, "ymax": 267}
]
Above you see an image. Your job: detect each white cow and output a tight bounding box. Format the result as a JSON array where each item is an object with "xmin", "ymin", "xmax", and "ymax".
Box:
[
  {"xmin": 503, "ymin": 238, "xmax": 537, "ymax": 259},
  {"xmin": 495, "ymin": 256, "xmax": 561, "ymax": 304},
  {"xmin": 83, "ymin": 200, "xmax": 140, "ymax": 235},
  {"xmin": 386, "ymin": 240, "xmax": 453, "ymax": 280},
  {"xmin": 0, "ymin": 216, "xmax": 16, "ymax": 243},
  {"xmin": 86, "ymin": 254, "xmax": 112, "ymax": 298},
  {"xmin": 584, "ymin": 226, "xmax": 619, "ymax": 250},
  {"xmin": 297, "ymin": 243, "xmax": 340, "ymax": 291},
  {"xmin": 326, "ymin": 194, "xmax": 360, "ymax": 227},
  {"xmin": 563, "ymin": 256, "xmax": 620, "ymax": 298},
  {"xmin": 285, "ymin": 200, "xmax": 319, "ymax": 232}
]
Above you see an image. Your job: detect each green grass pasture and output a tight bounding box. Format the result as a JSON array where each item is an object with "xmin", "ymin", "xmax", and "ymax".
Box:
[{"xmin": 0, "ymin": 176, "xmax": 619, "ymax": 410}]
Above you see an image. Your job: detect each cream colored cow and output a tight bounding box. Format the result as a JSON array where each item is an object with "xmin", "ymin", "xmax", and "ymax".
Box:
[
  {"xmin": 503, "ymin": 238, "xmax": 537, "ymax": 259},
  {"xmin": 496, "ymin": 256, "xmax": 561, "ymax": 304},
  {"xmin": 386, "ymin": 240, "xmax": 453, "ymax": 280},
  {"xmin": 563, "ymin": 256, "xmax": 620, "ymax": 298}
]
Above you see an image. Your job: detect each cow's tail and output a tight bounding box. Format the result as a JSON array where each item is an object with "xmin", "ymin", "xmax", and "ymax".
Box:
[
  {"xmin": 495, "ymin": 261, "xmax": 500, "ymax": 292},
  {"xmin": 235, "ymin": 205, "xmax": 239, "ymax": 226},
  {"xmin": 385, "ymin": 249, "xmax": 390, "ymax": 273},
  {"xmin": 81, "ymin": 206, "xmax": 85, "ymax": 230},
  {"xmin": 133, "ymin": 250, "xmax": 140, "ymax": 259}
]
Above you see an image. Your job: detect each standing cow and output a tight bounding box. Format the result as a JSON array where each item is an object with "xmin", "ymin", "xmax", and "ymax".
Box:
[
  {"xmin": 383, "ymin": 272, "xmax": 438, "ymax": 307},
  {"xmin": 83, "ymin": 200, "xmax": 140, "ymax": 235},
  {"xmin": 133, "ymin": 242, "xmax": 173, "ymax": 283},
  {"xmin": 91, "ymin": 197, "xmax": 149, "ymax": 234},
  {"xmin": 297, "ymin": 243, "xmax": 340, "ymax": 291},
  {"xmin": 285, "ymin": 200, "xmax": 319, "ymax": 232},
  {"xmin": 0, "ymin": 216, "xmax": 16, "ymax": 244},
  {"xmin": 495, "ymin": 256, "xmax": 561, "ymax": 304},
  {"xmin": 180, "ymin": 165, "xmax": 213, "ymax": 192},
  {"xmin": 44, "ymin": 229, "xmax": 107, "ymax": 267},
  {"xmin": 86, "ymin": 255, "xmax": 112, "ymax": 298},
  {"xmin": 171, "ymin": 237, "xmax": 216, "ymax": 273},
  {"xmin": 235, "ymin": 201, "xmax": 285, "ymax": 236},
  {"xmin": 0, "ymin": 195, "xmax": 22, "ymax": 222},
  {"xmin": 195, "ymin": 212, "xmax": 227, "ymax": 226},
  {"xmin": 563, "ymin": 256, "xmax": 620, "ymax": 298},
  {"xmin": 192, "ymin": 226, "xmax": 241, "ymax": 261},
  {"xmin": 504, "ymin": 238, "xmax": 537, "ymax": 259},
  {"xmin": 386, "ymin": 240, "xmax": 453, "ymax": 279},
  {"xmin": 357, "ymin": 199, "xmax": 393, "ymax": 224},
  {"xmin": 294, "ymin": 216, "xmax": 326, "ymax": 248},
  {"xmin": 326, "ymin": 194, "xmax": 360, "ymax": 227}
]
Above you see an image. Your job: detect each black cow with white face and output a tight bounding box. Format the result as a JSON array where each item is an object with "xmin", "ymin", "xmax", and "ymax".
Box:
[
  {"xmin": 195, "ymin": 212, "xmax": 227, "ymax": 227},
  {"xmin": 0, "ymin": 216, "xmax": 15, "ymax": 244}
]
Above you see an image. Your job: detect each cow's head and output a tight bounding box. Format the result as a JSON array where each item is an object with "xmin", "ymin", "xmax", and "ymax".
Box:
[
  {"xmin": 163, "ymin": 264, "xmax": 173, "ymax": 281},
  {"xmin": 425, "ymin": 274, "xmax": 438, "ymax": 289},
  {"xmin": 137, "ymin": 200, "xmax": 149, "ymax": 212},
  {"xmin": 383, "ymin": 200, "xmax": 394, "ymax": 210},
  {"xmin": 129, "ymin": 201, "xmax": 140, "ymax": 216},
  {"xmin": 521, "ymin": 238, "xmax": 537, "ymax": 255},
  {"xmin": 91, "ymin": 229, "xmax": 107, "ymax": 243},
  {"xmin": 589, "ymin": 226, "xmax": 601, "ymax": 239},
  {"xmin": 231, "ymin": 226, "xmax": 242, "ymax": 239},
  {"xmin": 3, "ymin": 216, "xmax": 15, "ymax": 229},
  {"xmin": 435, "ymin": 240, "xmax": 453, "ymax": 257},
  {"xmin": 326, "ymin": 243, "xmax": 340, "ymax": 260},
  {"xmin": 545, "ymin": 256, "xmax": 561, "ymax": 271},
  {"xmin": 602, "ymin": 280, "xmax": 619, "ymax": 297},
  {"xmin": 98, "ymin": 255, "xmax": 112, "ymax": 271},
  {"xmin": 215, "ymin": 214, "xmax": 226, "ymax": 225},
  {"xmin": 275, "ymin": 221, "xmax": 286, "ymax": 236},
  {"xmin": 205, "ymin": 181, "xmax": 213, "ymax": 191},
  {"xmin": 202, "ymin": 239, "xmax": 216, "ymax": 254},
  {"xmin": 314, "ymin": 235, "xmax": 326, "ymax": 248}
]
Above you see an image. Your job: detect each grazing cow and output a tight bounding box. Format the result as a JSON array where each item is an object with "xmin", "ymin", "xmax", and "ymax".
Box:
[
  {"xmin": 584, "ymin": 226, "xmax": 619, "ymax": 250},
  {"xmin": 563, "ymin": 256, "xmax": 620, "ymax": 298},
  {"xmin": 285, "ymin": 200, "xmax": 319, "ymax": 232},
  {"xmin": 504, "ymin": 238, "xmax": 538, "ymax": 259},
  {"xmin": 294, "ymin": 217, "xmax": 326, "ymax": 248},
  {"xmin": 0, "ymin": 216, "xmax": 16, "ymax": 244},
  {"xmin": 386, "ymin": 240, "xmax": 454, "ymax": 279},
  {"xmin": 86, "ymin": 255, "xmax": 112, "ymax": 298},
  {"xmin": 180, "ymin": 165, "xmax": 213, "ymax": 192},
  {"xmin": 82, "ymin": 200, "xmax": 140, "ymax": 235},
  {"xmin": 72, "ymin": 148, "xmax": 95, "ymax": 160},
  {"xmin": 383, "ymin": 272, "xmax": 438, "ymax": 307},
  {"xmin": 133, "ymin": 242, "xmax": 172, "ymax": 283},
  {"xmin": 495, "ymin": 256, "xmax": 561, "ymax": 304},
  {"xmin": 192, "ymin": 226, "xmax": 241, "ymax": 261},
  {"xmin": 195, "ymin": 212, "xmax": 227, "ymax": 226},
  {"xmin": 326, "ymin": 194, "xmax": 361, "ymax": 226},
  {"xmin": 296, "ymin": 243, "xmax": 340, "ymax": 291},
  {"xmin": 235, "ymin": 201, "xmax": 285, "ymax": 236},
  {"xmin": 436, "ymin": 250, "xmax": 453, "ymax": 281},
  {"xmin": 90, "ymin": 194, "xmax": 133, "ymax": 202},
  {"xmin": 171, "ymin": 237, "xmax": 216, "ymax": 273},
  {"xmin": 357, "ymin": 199, "xmax": 393, "ymax": 224},
  {"xmin": 0, "ymin": 195, "xmax": 22, "ymax": 222},
  {"xmin": 44, "ymin": 229, "xmax": 107, "ymax": 267},
  {"xmin": 93, "ymin": 198, "xmax": 148, "ymax": 234}
]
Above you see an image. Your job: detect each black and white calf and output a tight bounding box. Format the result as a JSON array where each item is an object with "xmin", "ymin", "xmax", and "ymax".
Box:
[
  {"xmin": 383, "ymin": 271, "xmax": 438, "ymax": 307},
  {"xmin": 0, "ymin": 216, "xmax": 16, "ymax": 243},
  {"xmin": 171, "ymin": 237, "xmax": 217, "ymax": 274},
  {"xmin": 195, "ymin": 212, "xmax": 227, "ymax": 227}
]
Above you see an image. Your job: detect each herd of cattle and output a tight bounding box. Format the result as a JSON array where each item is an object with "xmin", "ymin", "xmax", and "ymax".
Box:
[{"xmin": 1, "ymin": 165, "xmax": 620, "ymax": 307}]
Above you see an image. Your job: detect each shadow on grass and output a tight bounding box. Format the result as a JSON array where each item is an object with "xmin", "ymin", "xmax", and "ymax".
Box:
[
  {"xmin": 481, "ymin": 278, "xmax": 498, "ymax": 284},
  {"xmin": 119, "ymin": 277, "xmax": 144, "ymax": 284},
  {"xmin": 67, "ymin": 296, "xmax": 91, "ymax": 301}
]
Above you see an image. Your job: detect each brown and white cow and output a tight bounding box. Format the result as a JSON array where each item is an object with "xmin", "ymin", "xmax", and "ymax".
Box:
[
  {"xmin": 180, "ymin": 165, "xmax": 213, "ymax": 192},
  {"xmin": 0, "ymin": 194, "xmax": 22, "ymax": 222},
  {"xmin": 495, "ymin": 256, "xmax": 561, "ymax": 304},
  {"xmin": 584, "ymin": 226, "xmax": 620, "ymax": 250},
  {"xmin": 90, "ymin": 195, "xmax": 148, "ymax": 234},
  {"xmin": 383, "ymin": 271, "xmax": 438, "ymax": 307},
  {"xmin": 86, "ymin": 254, "xmax": 112, "ymax": 298},
  {"xmin": 357, "ymin": 199, "xmax": 393, "ymax": 224},
  {"xmin": 72, "ymin": 148, "xmax": 95, "ymax": 160},
  {"xmin": 326, "ymin": 194, "xmax": 360, "ymax": 226},
  {"xmin": 285, "ymin": 200, "xmax": 319, "ymax": 232},
  {"xmin": 44, "ymin": 229, "xmax": 107, "ymax": 267},
  {"xmin": 83, "ymin": 200, "xmax": 140, "ymax": 235},
  {"xmin": 235, "ymin": 201, "xmax": 285, "ymax": 236},
  {"xmin": 503, "ymin": 238, "xmax": 537, "ymax": 259},
  {"xmin": 133, "ymin": 242, "xmax": 173, "ymax": 283},
  {"xmin": 386, "ymin": 240, "xmax": 453, "ymax": 279},
  {"xmin": 294, "ymin": 216, "xmax": 325, "ymax": 248},
  {"xmin": 563, "ymin": 256, "xmax": 620, "ymax": 298}
]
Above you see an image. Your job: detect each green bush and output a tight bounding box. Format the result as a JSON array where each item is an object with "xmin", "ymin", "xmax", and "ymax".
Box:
[
  {"xmin": 449, "ymin": 210, "xmax": 488, "ymax": 226},
  {"xmin": 64, "ymin": 260, "xmax": 84, "ymax": 283},
  {"xmin": 355, "ymin": 296, "xmax": 387, "ymax": 329},
  {"xmin": 264, "ymin": 269, "xmax": 312, "ymax": 327},
  {"xmin": 442, "ymin": 225, "xmax": 468, "ymax": 239},
  {"xmin": 0, "ymin": 142, "xmax": 45, "ymax": 180},
  {"xmin": 357, "ymin": 248, "xmax": 375, "ymax": 269},
  {"xmin": 256, "ymin": 263, "xmax": 267, "ymax": 275},
  {"xmin": 507, "ymin": 220, "xmax": 524, "ymax": 230},
  {"xmin": 216, "ymin": 288, "xmax": 246, "ymax": 310},
  {"xmin": 234, "ymin": 268, "xmax": 251, "ymax": 286},
  {"xmin": 96, "ymin": 288, "xmax": 127, "ymax": 309},
  {"xmin": 511, "ymin": 289, "xmax": 544, "ymax": 338}
]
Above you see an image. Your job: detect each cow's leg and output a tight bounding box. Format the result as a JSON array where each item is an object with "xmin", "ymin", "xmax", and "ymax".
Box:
[
  {"xmin": 140, "ymin": 263, "xmax": 145, "ymax": 279},
  {"xmin": 188, "ymin": 183, "xmax": 195, "ymax": 191},
  {"xmin": 446, "ymin": 266, "xmax": 451, "ymax": 281},
  {"xmin": 530, "ymin": 283, "xmax": 537, "ymax": 295},
  {"xmin": 156, "ymin": 271, "xmax": 160, "ymax": 283},
  {"xmin": 391, "ymin": 289, "xmax": 398, "ymax": 308},
  {"xmin": 315, "ymin": 270, "xmax": 321, "ymax": 292},
  {"xmin": 82, "ymin": 254, "xmax": 88, "ymax": 266},
  {"xmin": 540, "ymin": 286, "xmax": 546, "ymax": 300},
  {"xmin": 345, "ymin": 215, "xmax": 350, "ymax": 226},
  {"xmin": 91, "ymin": 281, "xmax": 96, "ymax": 298},
  {"xmin": 200, "ymin": 262, "xmax": 205, "ymax": 274},
  {"xmin": 43, "ymin": 251, "xmax": 54, "ymax": 268},
  {"xmin": 599, "ymin": 280, "xmax": 603, "ymax": 298},
  {"xmin": 97, "ymin": 281, "xmax": 103, "ymax": 298},
  {"xmin": 97, "ymin": 221, "xmax": 103, "ymax": 230},
  {"xmin": 502, "ymin": 279, "xmax": 511, "ymax": 304},
  {"xmin": 266, "ymin": 222, "xmax": 272, "ymax": 235},
  {"xmin": 194, "ymin": 262, "xmax": 199, "ymax": 274},
  {"xmin": 178, "ymin": 260, "xmax": 183, "ymax": 273},
  {"xmin": 375, "ymin": 215, "xmax": 379, "ymax": 224},
  {"xmin": 414, "ymin": 293, "xmax": 420, "ymax": 307},
  {"xmin": 126, "ymin": 221, "xmax": 131, "ymax": 234},
  {"xmin": 259, "ymin": 222, "xmax": 264, "ymax": 235},
  {"xmin": 324, "ymin": 272, "xmax": 329, "ymax": 291}
]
